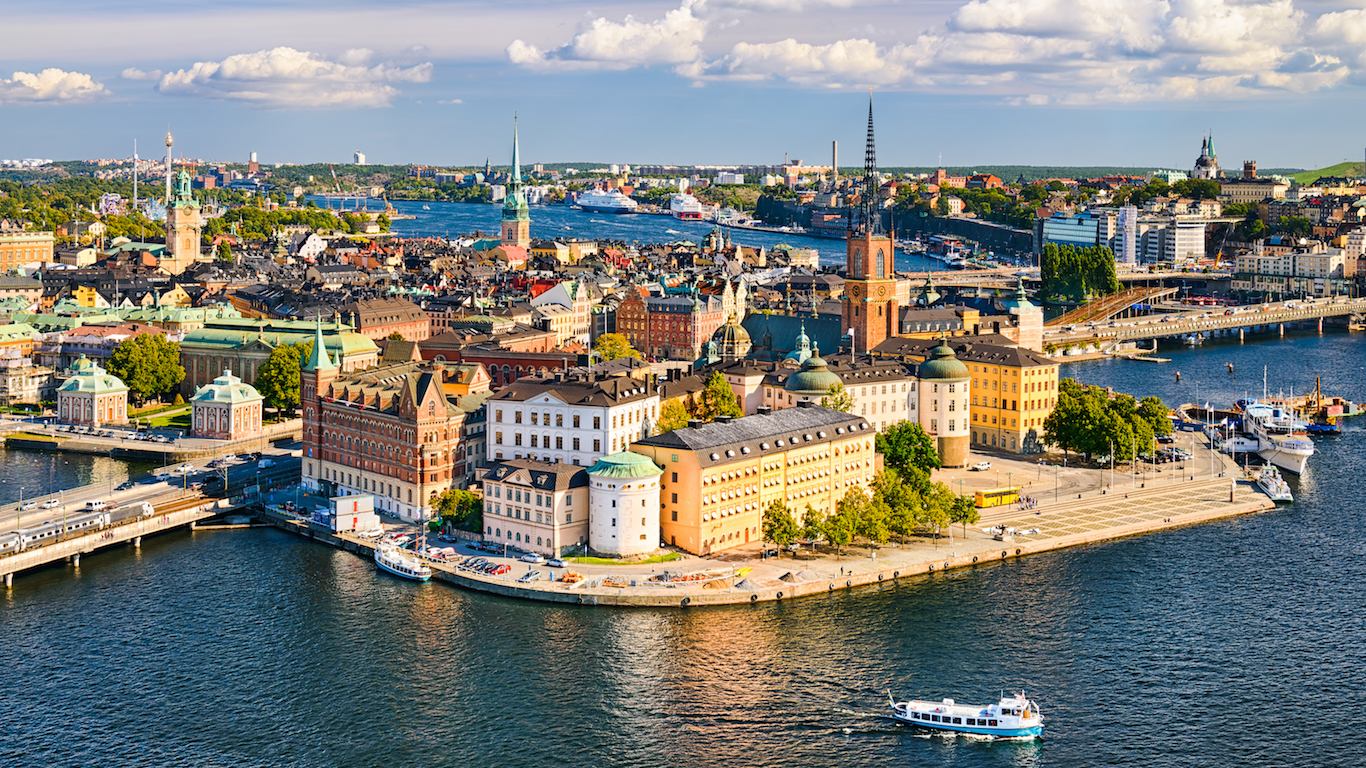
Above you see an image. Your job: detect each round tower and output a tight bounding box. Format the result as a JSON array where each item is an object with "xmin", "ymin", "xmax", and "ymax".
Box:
[
  {"xmin": 587, "ymin": 452, "xmax": 663, "ymax": 557},
  {"xmin": 916, "ymin": 339, "xmax": 971, "ymax": 467}
]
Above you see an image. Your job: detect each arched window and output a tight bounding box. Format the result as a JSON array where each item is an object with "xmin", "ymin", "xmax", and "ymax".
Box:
[{"xmin": 876, "ymin": 249, "xmax": 885, "ymax": 279}]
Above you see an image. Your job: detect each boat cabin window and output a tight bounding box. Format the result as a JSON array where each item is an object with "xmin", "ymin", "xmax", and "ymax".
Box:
[
  {"xmin": 931, "ymin": 715, "xmax": 940, "ymax": 722},
  {"xmin": 988, "ymin": 720, "xmax": 998, "ymax": 726},
  {"xmin": 967, "ymin": 719, "xmax": 976, "ymax": 726},
  {"xmin": 952, "ymin": 717, "xmax": 962, "ymax": 724}
]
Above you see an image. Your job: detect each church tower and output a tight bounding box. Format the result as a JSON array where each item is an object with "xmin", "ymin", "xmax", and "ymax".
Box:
[
  {"xmin": 162, "ymin": 169, "xmax": 202, "ymax": 275},
  {"xmin": 500, "ymin": 121, "xmax": 531, "ymax": 248},
  {"xmin": 301, "ymin": 316, "xmax": 339, "ymax": 494},
  {"xmin": 841, "ymin": 98, "xmax": 898, "ymax": 355}
]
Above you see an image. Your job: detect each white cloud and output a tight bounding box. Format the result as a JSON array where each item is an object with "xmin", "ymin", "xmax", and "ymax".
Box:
[
  {"xmin": 508, "ymin": 1, "xmax": 707, "ymax": 69},
  {"xmin": 157, "ymin": 46, "xmax": 432, "ymax": 108},
  {"xmin": 438, "ymin": 98, "xmax": 463, "ymax": 104},
  {"xmin": 0, "ymin": 68, "xmax": 108, "ymax": 104},
  {"xmin": 120, "ymin": 67, "xmax": 163, "ymax": 81}
]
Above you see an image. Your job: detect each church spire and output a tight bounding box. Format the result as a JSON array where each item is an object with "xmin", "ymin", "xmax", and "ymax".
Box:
[
  {"xmin": 858, "ymin": 93, "xmax": 883, "ymax": 236},
  {"xmin": 500, "ymin": 117, "xmax": 531, "ymax": 246},
  {"xmin": 303, "ymin": 314, "xmax": 335, "ymax": 372}
]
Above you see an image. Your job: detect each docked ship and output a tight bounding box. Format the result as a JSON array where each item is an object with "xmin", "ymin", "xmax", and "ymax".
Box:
[
  {"xmin": 669, "ymin": 193, "xmax": 703, "ymax": 219},
  {"xmin": 374, "ymin": 543, "xmax": 432, "ymax": 582},
  {"xmin": 1240, "ymin": 400, "xmax": 1314, "ymax": 475},
  {"xmin": 888, "ymin": 691, "xmax": 1043, "ymax": 739},
  {"xmin": 1255, "ymin": 465, "xmax": 1293, "ymax": 503},
  {"xmin": 576, "ymin": 189, "xmax": 639, "ymax": 214}
]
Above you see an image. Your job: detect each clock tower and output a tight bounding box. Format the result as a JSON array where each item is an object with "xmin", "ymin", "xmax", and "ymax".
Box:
[{"xmin": 841, "ymin": 98, "xmax": 897, "ymax": 354}]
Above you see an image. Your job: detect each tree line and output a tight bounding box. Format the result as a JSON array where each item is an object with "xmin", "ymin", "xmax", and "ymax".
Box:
[
  {"xmin": 1039, "ymin": 243, "xmax": 1121, "ymax": 303},
  {"xmin": 1041, "ymin": 378, "xmax": 1172, "ymax": 462}
]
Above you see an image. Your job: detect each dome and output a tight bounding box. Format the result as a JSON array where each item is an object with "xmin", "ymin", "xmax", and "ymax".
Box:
[
  {"xmin": 712, "ymin": 314, "xmax": 750, "ymax": 346},
  {"xmin": 783, "ymin": 320, "xmax": 813, "ymax": 363},
  {"xmin": 587, "ymin": 451, "xmax": 663, "ymax": 479},
  {"xmin": 918, "ymin": 340, "xmax": 970, "ymax": 381},
  {"xmin": 1195, "ymin": 155, "xmax": 1215, "ymax": 168},
  {"xmin": 784, "ymin": 350, "xmax": 843, "ymax": 394}
]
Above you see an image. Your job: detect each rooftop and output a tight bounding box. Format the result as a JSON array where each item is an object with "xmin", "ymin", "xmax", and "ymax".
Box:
[{"xmin": 634, "ymin": 404, "xmax": 869, "ymax": 468}]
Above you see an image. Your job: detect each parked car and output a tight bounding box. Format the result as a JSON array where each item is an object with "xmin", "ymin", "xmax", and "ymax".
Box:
[
  {"xmin": 520, "ymin": 553, "xmax": 546, "ymax": 564},
  {"xmin": 1156, "ymin": 435, "xmax": 1176, "ymax": 444},
  {"xmin": 491, "ymin": 564, "xmax": 512, "ymax": 575},
  {"xmin": 517, "ymin": 571, "xmax": 543, "ymax": 583},
  {"xmin": 116, "ymin": 481, "xmax": 134, "ymax": 491},
  {"xmin": 42, "ymin": 499, "xmax": 60, "ymax": 508},
  {"xmin": 19, "ymin": 501, "xmax": 36, "ymax": 511},
  {"xmin": 969, "ymin": 462, "xmax": 991, "ymax": 471},
  {"xmin": 547, "ymin": 558, "xmax": 567, "ymax": 568},
  {"xmin": 258, "ymin": 459, "xmax": 275, "ymax": 469}
]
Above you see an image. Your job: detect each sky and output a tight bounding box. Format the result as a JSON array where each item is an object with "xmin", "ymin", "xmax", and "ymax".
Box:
[{"xmin": 4, "ymin": 0, "xmax": 1366, "ymax": 170}]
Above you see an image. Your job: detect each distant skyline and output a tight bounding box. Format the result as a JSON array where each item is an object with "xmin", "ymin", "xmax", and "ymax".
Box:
[{"xmin": 5, "ymin": 0, "xmax": 1366, "ymax": 171}]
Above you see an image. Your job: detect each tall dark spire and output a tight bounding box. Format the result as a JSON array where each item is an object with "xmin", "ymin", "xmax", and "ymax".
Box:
[{"xmin": 858, "ymin": 94, "xmax": 882, "ymax": 235}]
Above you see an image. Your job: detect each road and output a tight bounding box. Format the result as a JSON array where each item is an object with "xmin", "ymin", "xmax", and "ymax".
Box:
[{"xmin": 1045, "ymin": 295, "xmax": 1366, "ymax": 346}]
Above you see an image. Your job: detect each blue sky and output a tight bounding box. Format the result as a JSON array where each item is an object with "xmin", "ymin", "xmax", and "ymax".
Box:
[{"xmin": 4, "ymin": 0, "xmax": 1366, "ymax": 170}]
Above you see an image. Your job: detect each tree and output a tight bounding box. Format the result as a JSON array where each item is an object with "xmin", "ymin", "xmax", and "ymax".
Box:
[
  {"xmin": 762, "ymin": 501, "xmax": 800, "ymax": 551},
  {"xmin": 657, "ymin": 398, "xmax": 690, "ymax": 434},
  {"xmin": 594, "ymin": 332, "xmax": 641, "ymax": 361},
  {"xmin": 921, "ymin": 482, "xmax": 955, "ymax": 542},
  {"xmin": 876, "ymin": 421, "xmax": 941, "ymax": 474},
  {"xmin": 387, "ymin": 330, "xmax": 406, "ymax": 341},
  {"xmin": 949, "ymin": 495, "xmax": 980, "ymax": 540},
  {"xmin": 827, "ymin": 489, "xmax": 863, "ymax": 557},
  {"xmin": 821, "ymin": 382, "xmax": 855, "ymax": 413},
  {"xmin": 858, "ymin": 495, "xmax": 891, "ymax": 546},
  {"xmin": 800, "ymin": 504, "xmax": 824, "ymax": 543},
  {"xmin": 433, "ymin": 488, "xmax": 483, "ymax": 533},
  {"xmin": 254, "ymin": 342, "xmax": 311, "ymax": 416},
  {"xmin": 697, "ymin": 371, "xmax": 743, "ymax": 421},
  {"xmin": 106, "ymin": 333, "xmax": 185, "ymax": 404},
  {"xmin": 216, "ymin": 240, "xmax": 232, "ymax": 262}
]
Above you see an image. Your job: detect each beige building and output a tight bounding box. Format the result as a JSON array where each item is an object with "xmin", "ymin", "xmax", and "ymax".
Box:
[
  {"xmin": 631, "ymin": 403, "xmax": 875, "ymax": 556},
  {"xmin": 481, "ymin": 459, "xmax": 589, "ymax": 556},
  {"xmin": 1219, "ymin": 178, "xmax": 1289, "ymax": 205},
  {"xmin": 56, "ymin": 355, "xmax": 128, "ymax": 427}
]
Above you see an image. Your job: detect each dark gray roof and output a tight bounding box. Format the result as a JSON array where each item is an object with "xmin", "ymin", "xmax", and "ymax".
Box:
[
  {"xmin": 489, "ymin": 374, "xmax": 658, "ymax": 407},
  {"xmin": 483, "ymin": 458, "xmax": 588, "ymax": 491},
  {"xmin": 635, "ymin": 404, "xmax": 870, "ymax": 469},
  {"xmin": 873, "ymin": 335, "xmax": 1057, "ymax": 367}
]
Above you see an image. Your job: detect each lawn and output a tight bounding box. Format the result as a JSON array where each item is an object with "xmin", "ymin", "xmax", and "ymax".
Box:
[
  {"xmin": 146, "ymin": 411, "xmax": 191, "ymax": 429},
  {"xmin": 131, "ymin": 402, "xmax": 187, "ymax": 417},
  {"xmin": 7, "ymin": 432, "xmax": 68, "ymax": 442},
  {"xmin": 570, "ymin": 553, "xmax": 683, "ymax": 565}
]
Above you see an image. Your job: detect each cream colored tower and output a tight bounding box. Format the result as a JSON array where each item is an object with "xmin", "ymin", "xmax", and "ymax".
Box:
[{"xmin": 162, "ymin": 170, "xmax": 202, "ymax": 275}]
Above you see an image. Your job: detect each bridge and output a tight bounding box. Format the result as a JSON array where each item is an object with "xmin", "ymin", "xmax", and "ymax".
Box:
[
  {"xmin": 898, "ymin": 265, "xmax": 1233, "ymax": 292},
  {"xmin": 1046, "ymin": 286, "xmax": 1179, "ymax": 327},
  {"xmin": 1043, "ymin": 296, "xmax": 1366, "ymax": 350}
]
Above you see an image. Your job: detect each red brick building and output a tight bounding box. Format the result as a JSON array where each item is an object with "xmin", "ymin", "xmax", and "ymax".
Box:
[
  {"xmin": 341, "ymin": 297, "xmax": 430, "ymax": 342},
  {"xmin": 615, "ymin": 284, "xmax": 726, "ymax": 361}
]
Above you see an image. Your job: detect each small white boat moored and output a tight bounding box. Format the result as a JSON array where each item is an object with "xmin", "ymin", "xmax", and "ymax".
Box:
[
  {"xmin": 374, "ymin": 544, "xmax": 432, "ymax": 582},
  {"xmin": 888, "ymin": 691, "xmax": 1043, "ymax": 738},
  {"xmin": 1255, "ymin": 465, "xmax": 1293, "ymax": 503}
]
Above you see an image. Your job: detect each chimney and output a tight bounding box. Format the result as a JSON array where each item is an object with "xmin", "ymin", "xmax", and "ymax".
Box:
[
  {"xmin": 796, "ymin": 399, "xmax": 814, "ymax": 408},
  {"xmin": 715, "ymin": 414, "xmax": 734, "ymax": 424},
  {"xmin": 687, "ymin": 419, "xmax": 703, "ymax": 429},
  {"xmin": 757, "ymin": 405, "xmax": 772, "ymax": 415},
  {"xmin": 1243, "ymin": 160, "xmax": 1256, "ymax": 180}
]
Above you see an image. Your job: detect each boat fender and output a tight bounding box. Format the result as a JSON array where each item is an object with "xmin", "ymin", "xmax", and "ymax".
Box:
[
  {"xmin": 1016, "ymin": 548, "xmax": 1022, "ymax": 555},
  {"xmin": 877, "ymin": 573, "xmax": 883, "ymax": 581},
  {"xmin": 776, "ymin": 591, "xmax": 783, "ymax": 599},
  {"xmin": 944, "ymin": 561, "xmax": 950, "ymax": 570},
  {"xmin": 680, "ymin": 597, "xmax": 691, "ymax": 606},
  {"xmin": 750, "ymin": 593, "xmax": 758, "ymax": 602},
  {"xmin": 829, "ymin": 583, "xmax": 835, "ymax": 590},
  {"xmin": 1001, "ymin": 550, "xmax": 1008, "ymax": 558},
  {"xmin": 928, "ymin": 563, "xmax": 934, "ymax": 571},
  {"xmin": 972, "ymin": 556, "xmax": 978, "ymax": 563},
  {"xmin": 893, "ymin": 571, "xmax": 899, "ymax": 578},
  {"xmin": 847, "ymin": 580, "xmax": 852, "ymax": 587}
]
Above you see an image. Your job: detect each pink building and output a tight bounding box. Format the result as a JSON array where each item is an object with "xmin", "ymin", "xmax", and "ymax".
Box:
[{"xmin": 191, "ymin": 369, "xmax": 264, "ymax": 440}]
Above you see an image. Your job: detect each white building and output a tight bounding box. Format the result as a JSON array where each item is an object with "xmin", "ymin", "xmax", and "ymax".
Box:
[
  {"xmin": 1039, "ymin": 211, "xmax": 1115, "ymax": 250},
  {"xmin": 529, "ymin": 279, "xmax": 593, "ymax": 342},
  {"xmin": 481, "ymin": 458, "xmax": 589, "ymax": 556},
  {"xmin": 587, "ymin": 452, "xmax": 663, "ymax": 557},
  {"xmin": 715, "ymin": 172, "xmax": 745, "ymax": 185},
  {"xmin": 1116, "ymin": 205, "xmax": 1138, "ymax": 265},
  {"xmin": 353, "ymin": 151, "xmax": 366, "ymax": 165},
  {"xmin": 1163, "ymin": 217, "xmax": 1207, "ymax": 263},
  {"xmin": 915, "ymin": 340, "xmax": 971, "ymax": 468},
  {"xmin": 487, "ymin": 373, "xmax": 661, "ymax": 467}
]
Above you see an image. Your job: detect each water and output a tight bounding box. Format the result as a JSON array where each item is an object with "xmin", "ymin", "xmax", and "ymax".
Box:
[
  {"xmin": 3, "ymin": 331, "xmax": 1364, "ymax": 767},
  {"xmin": 0, "ymin": 448, "xmax": 151, "ymax": 507},
  {"xmin": 343, "ymin": 197, "xmax": 943, "ymax": 272}
]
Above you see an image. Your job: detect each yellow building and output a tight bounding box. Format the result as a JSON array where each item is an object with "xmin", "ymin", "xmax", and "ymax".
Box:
[
  {"xmin": 0, "ymin": 232, "xmax": 55, "ymax": 270},
  {"xmin": 873, "ymin": 336, "xmax": 1059, "ymax": 454},
  {"xmin": 630, "ymin": 402, "xmax": 876, "ymax": 555}
]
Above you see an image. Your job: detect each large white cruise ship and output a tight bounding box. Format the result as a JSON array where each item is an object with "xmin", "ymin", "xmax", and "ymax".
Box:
[
  {"xmin": 669, "ymin": 193, "xmax": 703, "ymax": 219},
  {"xmin": 1241, "ymin": 400, "xmax": 1314, "ymax": 475},
  {"xmin": 577, "ymin": 189, "xmax": 638, "ymax": 214}
]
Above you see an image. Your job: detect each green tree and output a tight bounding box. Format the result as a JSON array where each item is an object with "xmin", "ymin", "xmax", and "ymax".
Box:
[
  {"xmin": 216, "ymin": 240, "xmax": 233, "ymax": 262},
  {"xmin": 826, "ymin": 489, "xmax": 865, "ymax": 556},
  {"xmin": 433, "ymin": 488, "xmax": 483, "ymax": 533},
  {"xmin": 858, "ymin": 494, "xmax": 891, "ymax": 546},
  {"xmin": 821, "ymin": 382, "xmax": 855, "ymax": 413},
  {"xmin": 921, "ymin": 482, "xmax": 955, "ymax": 542},
  {"xmin": 800, "ymin": 503, "xmax": 824, "ymax": 543},
  {"xmin": 876, "ymin": 421, "xmax": 941, "ymax": 474},
  {"xmin": 387, "ymin": 330, "xmax": 406, "ymax": 341},
  {"xmin": 949, "ymin": 495, "xmax": 980, "ymax": 540},
  {"xmin": 657, "ymin": 398, "xmax": 690, "ymax": 433},
  {"xmin": 254, "ymin": 342, "xmax": 311, "ymax": 416},
  {"xmin": 761, "ymin": 500, "xmax": 800, "ymax": 551},
  {"xmin": 106, "ymin": 333, "xmax": 185, "ymax": 404},
  {"xmin": 594, "ymin": 332, "xmax": 641, "ymax": 361},
  {"xmin": 875, "ymin": 469, "xmax": 922, "ymax": 545},
  {"xmin": 697, "ymin": 371, "xmax": 743, "ymax": 421}
]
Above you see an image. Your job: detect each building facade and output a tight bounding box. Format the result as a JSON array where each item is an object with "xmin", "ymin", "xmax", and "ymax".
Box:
[
  {"xmin": 191, "ymin": 369, "xmax": 265, "ymax": 440},
  {"xmin": 180, "ymin": 318, "xmax": 380, "ymax": 395},
  {"xmin": 486, "ymin": 372, "xmax": 661, "ymax": 466},
  {"xmin": 0, "ymin": 232, "xmax": 55, "ymax": 270},
  {"xmin": 341, "ymin": 297, "xmax": 430, "ymax": 342},
  {"xmin": 615, "ymin": 286, "xmax": 727, "ymax": 361},
  {"xmin": 587, "ymin": 451, "xmax": 664, "ymax": 557},
  {"xmin": 481, "ymin": 459, "xmax": 589, "ymax": 556},
  {"xmin": 57, "ymin": 355, "xmax": 128, "ymax": 427},
  {"xmin": 631, "ymin": 403, "xmax": 876, "ymax": 556}
]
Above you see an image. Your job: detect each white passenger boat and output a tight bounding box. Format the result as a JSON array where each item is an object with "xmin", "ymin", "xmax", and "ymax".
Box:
[
  {"xmin": 1240, "ymin": 400, "xmax": 1314, "ymax": 475},
  {"xmin": 576, "ymin": 189, "xmax": 638, "ymax": 213},
  {"xmin": 1255, "ymin": 465, "xmax": 1293, "ymax": 503},
  {"xmin": 888, "ymin": 691, "xmax": 1043, "ymax": 738},
  {"xmin": 374, "ymin": 543, "xmax": 432, "ymax": 582}
]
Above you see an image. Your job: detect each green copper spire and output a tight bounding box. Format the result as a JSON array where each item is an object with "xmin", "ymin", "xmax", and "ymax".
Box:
[
  {"xmin": 303, "ymin": 314, "xmax": 335, "ymax": 372},
  {"xmin": 502, "ymin": 119, "xmax": 530, "ymax": 223}
]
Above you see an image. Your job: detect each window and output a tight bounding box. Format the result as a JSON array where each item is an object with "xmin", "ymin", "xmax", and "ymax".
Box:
[
  {"xmin": 531, "ymin": 435, "xmax": 539, "ymax": 448},
  {"xmin": 671, "ymin": 493, "xmax": 678, "ymax": 503},
  {"xmin": 531, "ymin": 412, "xmax": 539, "ymax": 425},
  {"xmin": 573, "ymin": 414, "xmax": 580, "ymax": 428},
  {"xmin": 565, "ymin": 513, "xmax": 572, "ymax": 523},
  {"xmin": 671, "ymin": 472, "xmax": 678, "ymax": 482},
  {"xmin": 573, "ymin": 438, "xmax": 581, "ymax": 450},
  {"xmin": 556, "ymin": 436, "xmax": 564, "ymax": 449},
  {"xmin": 556, "ymin": 414, "xmax": 564, "ymax": 427},
  {"xmin": 593, "ymin": 439, "xmax": 601, "ymax": 452},
  {"xmin": 671, "ymin": 510, "xmax": 677, "ymax": 521},
  {"xmin": 514, "ymin": 411, "xmax": 522, "ymax": 423},
  {"xmin": 594, "ymin": 416, "xmax": 602, "ymax": 429},
  {"xmin": 514, "ymin": 433, "xmax": 523, "ymax": 446}
]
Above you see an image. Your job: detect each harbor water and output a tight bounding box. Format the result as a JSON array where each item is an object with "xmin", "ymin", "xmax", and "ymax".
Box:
[
  {"xmin": 358, "ymin": 197, "xmax": 947, "ymax": 273},
  {"xmin": 3, "ymin": 333, "xmax": 1364, "ymax": 767}
]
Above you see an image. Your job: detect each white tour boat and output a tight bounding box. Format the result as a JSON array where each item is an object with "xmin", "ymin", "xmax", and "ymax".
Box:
[
  {"xmin": 1255, "ymin": 464, "xmax": 1294, "ymax": 503},
  {"xmin": 374, "ymin": 543, "xmax": 432, "ymax": 582},
  {"xmin": 888, "ymin": 691, "xmax": 1043, "ymax": 739},
  {"xmin": 669, "ymin": 193, "xmax": 703, "ymax": 219},
  {"xmin": 1240, "ymin": 401, "xmax": 1314, "ymax": 475},
  {"xmin": 576, "ymin": 189, "xmax": 638, "ymax": 214}
]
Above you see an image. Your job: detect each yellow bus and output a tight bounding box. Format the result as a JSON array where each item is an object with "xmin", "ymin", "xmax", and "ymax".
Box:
[{"xmin": 974, "ymin": 487, "xmax": 1020, "ymax": 508}]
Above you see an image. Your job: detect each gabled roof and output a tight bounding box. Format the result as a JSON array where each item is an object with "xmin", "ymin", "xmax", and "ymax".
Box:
[{"xmin": 483, "ymin": 458, "xmax": 588, "ymax": 491}]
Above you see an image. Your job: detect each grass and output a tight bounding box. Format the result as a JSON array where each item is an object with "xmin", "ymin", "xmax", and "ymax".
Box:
[
  {"xmin": 7, "ymin": 432, "xmax": 67, "ymax": 441},
  {"xmin": 570, "ymin": 553, "xmax": 683, "ymax": 565},
  {"xmin": 147, "ymin": 411, "xmax": 191, "ymax": 429},
  {"xmin": 131, "ymin": 402, "xmax": 188, "ymax": 417},
  {"xmin": 1289, "ymin": 161, "xmax": 1364, "ymax": 185}
]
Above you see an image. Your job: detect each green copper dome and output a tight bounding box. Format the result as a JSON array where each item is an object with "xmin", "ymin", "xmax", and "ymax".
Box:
[
  {"xmin": 918, "ymin": 340, "xmax": 969, "ymax": 380},
  {"xmin": 587, "ymin": 451, "xmax": 663, "ymax": 479},
  {"xmin": 784, "ymin": 348, "xmax": 842, "ymax": 394}
]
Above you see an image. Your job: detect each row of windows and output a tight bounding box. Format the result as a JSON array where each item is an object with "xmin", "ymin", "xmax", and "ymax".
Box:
[
  {"xmin": 909, "ymin": 712, "xmax": 999, "ymax": 727},
  {"xmin": 496, "ymin": 432, "xmax": 600, "ymax": 453},
  {"xmin": 972, "ymin": 431, "xmax": 1019, "ymax": 450}
]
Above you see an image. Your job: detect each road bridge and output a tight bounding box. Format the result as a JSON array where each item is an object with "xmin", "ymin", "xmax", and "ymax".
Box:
[{"xmin": 1044, "ymin": 296, "xmax": 1366, "ymax": 349}]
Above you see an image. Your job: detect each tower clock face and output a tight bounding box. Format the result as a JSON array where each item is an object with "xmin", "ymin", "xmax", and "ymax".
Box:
[
  {"xmin": 850, "ymin": 285, "xmax": 861, "ymax": 297},
  {"xmin": 879, "ymin": 285, "xmax": 887, "ymax": 296}
]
